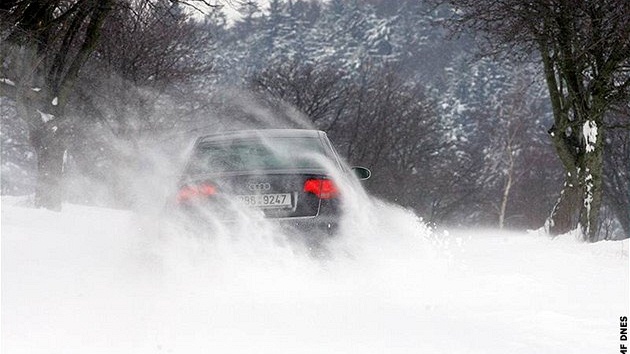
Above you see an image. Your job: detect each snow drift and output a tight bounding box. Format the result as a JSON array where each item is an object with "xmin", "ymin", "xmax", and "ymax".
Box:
[{"xmin": 2, "ymin": 195, "xmax": 628, "ymax": 354}]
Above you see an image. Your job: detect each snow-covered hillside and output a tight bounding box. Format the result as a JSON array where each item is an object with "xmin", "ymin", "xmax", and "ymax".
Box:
[{"xmin": 2, "ymin": 198, "xmax": 628, "ymax": 354}]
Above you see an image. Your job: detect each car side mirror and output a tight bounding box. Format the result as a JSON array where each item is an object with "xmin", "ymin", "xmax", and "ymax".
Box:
[{"xmin": 351, "ymin": 166, "xmax": 371, "ymax": 180}]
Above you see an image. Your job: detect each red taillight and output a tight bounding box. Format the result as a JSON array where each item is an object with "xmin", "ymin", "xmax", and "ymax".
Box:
[
  {"xmin": 176, "ymin": 183, "xmax": 217, "ymax": 204},
  {"xmin": 303, "ymin": 178, "xmax": 338, "ymax": 199}
]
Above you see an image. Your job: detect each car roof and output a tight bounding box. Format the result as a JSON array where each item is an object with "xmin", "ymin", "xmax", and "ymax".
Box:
[{"xmin": 197, "ymin": 129, "xmax": 326, "ymax": 143}]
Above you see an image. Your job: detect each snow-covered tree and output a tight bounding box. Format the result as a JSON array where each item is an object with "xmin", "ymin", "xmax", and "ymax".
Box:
[{"xmin": 442, "ymin": 0, "xmax": 630, "ymax": 240}]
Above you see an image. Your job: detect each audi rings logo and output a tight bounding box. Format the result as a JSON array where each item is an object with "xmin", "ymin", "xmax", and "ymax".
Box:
[{"xmin": 248, "ymin": 182, "xmax": 271, "ymax": 191}]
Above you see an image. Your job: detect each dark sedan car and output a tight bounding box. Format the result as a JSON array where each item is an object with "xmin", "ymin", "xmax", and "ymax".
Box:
[{"xmin": 174, "ymin": 129, "xmax": 370, "ymax": 235}]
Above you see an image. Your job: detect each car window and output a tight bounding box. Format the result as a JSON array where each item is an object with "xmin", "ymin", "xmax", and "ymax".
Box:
[{"xmin": 187, "ymin": 137, "xmax": 328, "ymax": 174}]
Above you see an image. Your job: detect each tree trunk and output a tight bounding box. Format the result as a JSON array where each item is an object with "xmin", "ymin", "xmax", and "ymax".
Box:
[
  {"xmin": 546, "ymin": 123, "xmax": 605, "ymax": 241},
  {"xmin": 539, "ymin": 41, "xmax": 583, "ymax": 236},
  {"xmin": 498, "ymin": 149, "xmax": 514, "ymax": 229},
  {"xmin": 539, "ymin": 42, "xmax": 607, "ymax": 240},
  {"xmin": 12, "ymin": 76, "xmax": 67, "ymax": 210},
  {"xmin": 546, "ymin": 123, "xmax": 582, "ymax": 235},
  {"xmin": 30, "ymin": 122, "xmax": 66, "ymax": 210},
  {"xmin": 548, "ymin": 182, "xmax": 581, "ymax": 235},
  {"xmin": 2, "ymin": 0, "xmax": 115, "ymax": 210},
  {"xmin": 579, "ymin": 120, "xmax": 605, "ymax": 241}
]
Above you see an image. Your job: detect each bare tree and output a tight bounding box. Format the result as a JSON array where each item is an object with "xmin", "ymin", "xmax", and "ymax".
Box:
[
  {"xmin": 250, "ymin": 61, "xmax": 448, "ymax": 214},
  {"xmin": 1, "ymin": 0, "xmax": 115, "ymax": 209},
  {"xmin": 0, "ymin": 0, "xmax": 220, "ymax": 210},
  {"xmin": 63, "ymin": 0, "xmax": 220, "ymax": 208},
  {"xmin": 250, "ymin": 61, "xmax": 348, "ymax": 127},
  {"xmin": 441, "ymin": 0, "xmax": 630, "ymax": 240},
  {"xmin": 485, "ymin": 69, "xmax": 550, "ymax": 229}
]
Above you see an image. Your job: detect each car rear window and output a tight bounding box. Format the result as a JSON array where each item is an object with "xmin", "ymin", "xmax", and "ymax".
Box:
[{"xmin": 186, "ymin": 137, "xmax": 328, "ymax": 174}]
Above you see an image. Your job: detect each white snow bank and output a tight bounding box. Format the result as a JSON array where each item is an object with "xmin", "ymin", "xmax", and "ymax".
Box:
[{"xmin": 2, "ymin": 200, "xmax": 628, "ymax": 354}]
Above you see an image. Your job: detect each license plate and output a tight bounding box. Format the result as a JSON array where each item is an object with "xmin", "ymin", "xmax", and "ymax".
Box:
[{"xmin": 236, "ymin": 193, "xmax": 292, "ymax": 208}]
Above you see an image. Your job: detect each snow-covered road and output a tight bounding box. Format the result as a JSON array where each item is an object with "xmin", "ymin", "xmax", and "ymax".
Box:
[{"xmin": 2, "ymin": 198, "xmax": 628, "ymax": 354}]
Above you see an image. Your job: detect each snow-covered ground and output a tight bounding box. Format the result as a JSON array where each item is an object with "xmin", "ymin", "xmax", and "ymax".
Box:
[{"xmin": 2, "ymin": 197, "xmax": 628, "ymax": 354}]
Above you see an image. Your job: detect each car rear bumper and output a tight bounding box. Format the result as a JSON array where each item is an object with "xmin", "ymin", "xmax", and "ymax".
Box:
[
  {"xmin": 169, "ymin": 204, "xmax": 339, "ymax": 234},
  {"xmin": 274, "ymin": 215, "xmax": 338, "ymax": 235}
]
